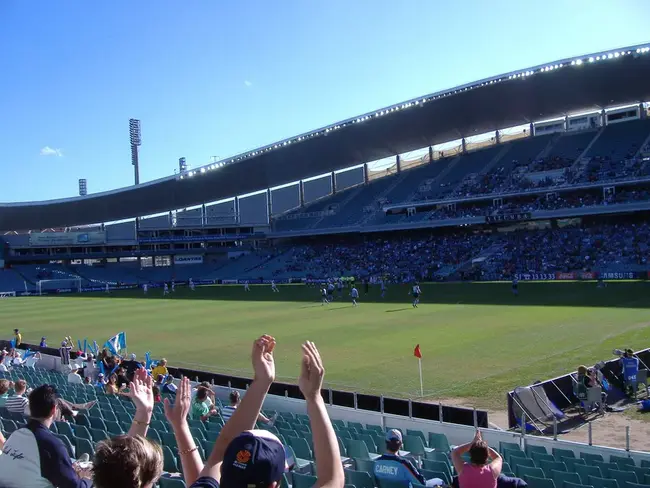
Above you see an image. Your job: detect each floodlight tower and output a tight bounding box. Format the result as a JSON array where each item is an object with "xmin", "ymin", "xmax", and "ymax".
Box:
[{"xmin": 129, "ymin": 119, "xmax": 142, "ymax": 185}]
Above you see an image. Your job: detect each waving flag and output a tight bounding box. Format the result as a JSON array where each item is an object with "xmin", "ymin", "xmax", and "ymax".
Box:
[
  {"xmin": 414, "ymin": 344, "xmax": 422, "ymax": 359},
  {"xmin": 104, "ymin": 332, "xmax": 127, "ymax": 355}
]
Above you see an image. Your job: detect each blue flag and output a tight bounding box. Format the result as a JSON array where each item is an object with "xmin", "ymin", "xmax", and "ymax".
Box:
[
  {"xmin": 104, "ymin": 332, "xmax": 127, "ymax": 355},
  {"xmin": 10, "ymin": 338, "xmax": 16, "ymax": 348}
]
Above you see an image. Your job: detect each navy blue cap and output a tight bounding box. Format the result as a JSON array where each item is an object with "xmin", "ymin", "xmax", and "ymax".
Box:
[{"xmin": 221, "ymin": 430, "xmax": 286, "ymax": 488}]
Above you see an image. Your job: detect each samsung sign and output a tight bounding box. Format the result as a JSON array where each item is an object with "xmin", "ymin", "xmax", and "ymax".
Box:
[{"xmin": 174, "ymin": 255, "xmax": 204, "ymax": 265}]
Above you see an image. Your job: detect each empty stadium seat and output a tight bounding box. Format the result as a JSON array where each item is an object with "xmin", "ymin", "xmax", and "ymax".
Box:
[
  {"xmin": 345, "ymin": 469, "xmax": 375, "ymax": 488},
  {"xmin": 526, "ymin": 476, "xmax": 557, "ymax": 488}
]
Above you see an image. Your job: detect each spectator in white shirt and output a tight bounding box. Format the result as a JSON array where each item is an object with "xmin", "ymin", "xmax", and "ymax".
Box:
[{"xmin": 67, "ymin": 368, "xmax": 84, "ymax": 385}]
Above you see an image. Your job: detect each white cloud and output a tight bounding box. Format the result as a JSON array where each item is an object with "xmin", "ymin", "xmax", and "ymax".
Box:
[
  {"xmin": 244, "ymin": 80, "xmax": 253, "ymax": 87},
  {"xmin": 40, "ymin": 146, "xmax": 63, "ymax": 157}
]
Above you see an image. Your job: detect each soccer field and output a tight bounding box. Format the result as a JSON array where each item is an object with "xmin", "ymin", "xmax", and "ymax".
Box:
[{"xmin": 3, "ymin": 282, "xmax": 649, "ymax": 409}]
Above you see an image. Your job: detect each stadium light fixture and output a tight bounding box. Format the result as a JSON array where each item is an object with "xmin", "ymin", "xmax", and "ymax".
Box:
[{"xmin": 576, "ymin": 59, "xmax": 583, "ymax": 65}]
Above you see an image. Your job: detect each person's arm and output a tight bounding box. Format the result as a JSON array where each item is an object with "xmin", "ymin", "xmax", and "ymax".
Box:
[
  {"xmin": 451, "ymin": 432, "xmax": 477, "ymax": 477},
  {"xmin": 0, "ymin": 431, "xmax": 5, "ymax": 450},
  {"xmin": 199, "ymin": 335, "xmax": 276, "ymax": 482},
  {"xmin": 125, "ymin": 368, "xmax": 154, "ymax": 437},
  {"xmin": 165, "ymin": 376, "xmax": 203, "ymax": 486},
  {"xmin": 488, "ymin": 447, "xmax": 502, "ymax": 478},
  {"xmin": 41, "ymin": 435, "xmax": 91, "ymax": 488},
  {"xmin": 299, "ymin": 342, "xmax": 344, "ymax": 488}
]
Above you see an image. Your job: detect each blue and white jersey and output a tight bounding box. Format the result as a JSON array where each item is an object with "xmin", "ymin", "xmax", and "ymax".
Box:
[
  {"xmin": 327, "ymin": 283, "xmax": 335, "ymax": 293},
  {"xmin": 351, "ymin": 288, "xmax": 359, "ymax": 298},
  {"xmin": 374, "ymin": 454, "xmax": 426, "ymax": 486},
  {"xmin": 412, "ymin": 285, "xmax": 421, "ymax": 295},
  {"xmin": 0, "ymin": 420, "xmax": 91, "ymax": 488},
  {"xmin": 621, "ymin": 356, "xmax": 639, "ymax": 381}
]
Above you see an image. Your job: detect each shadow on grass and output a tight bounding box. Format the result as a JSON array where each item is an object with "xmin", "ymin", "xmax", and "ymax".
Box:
[{"xmin": 40, "ymin": 282, "xmax": 650, "ymax": 309}]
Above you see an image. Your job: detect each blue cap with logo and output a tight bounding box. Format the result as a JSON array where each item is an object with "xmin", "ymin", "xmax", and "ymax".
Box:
[
  {"xmin": 221, "ymin": 430, "xmax": 287, "ymax": 488},
  {"xmin": 385, "ymin": 429, "xmax": 403, "ymax": 442}
]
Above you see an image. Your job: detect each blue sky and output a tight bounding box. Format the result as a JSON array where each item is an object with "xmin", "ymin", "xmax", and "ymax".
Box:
[{"xmin": 0, "ymin": 0, "xmax": 648, "ymax": 203}]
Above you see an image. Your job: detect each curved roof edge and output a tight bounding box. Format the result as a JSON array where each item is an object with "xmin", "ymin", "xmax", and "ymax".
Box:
[{"xmin": 3, "ymin": 42, "xmax": 649, "ymax": 209}]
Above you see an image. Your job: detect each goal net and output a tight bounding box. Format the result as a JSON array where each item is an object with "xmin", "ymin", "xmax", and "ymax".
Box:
[{"xmin": 37, "ymin": 278, "xmax": 83, "ymax": 296}]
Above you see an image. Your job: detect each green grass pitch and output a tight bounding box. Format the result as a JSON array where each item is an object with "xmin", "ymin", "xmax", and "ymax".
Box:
[{"xmin": 3, "ymin": 282, "xmax": 649, "ymax": 409}]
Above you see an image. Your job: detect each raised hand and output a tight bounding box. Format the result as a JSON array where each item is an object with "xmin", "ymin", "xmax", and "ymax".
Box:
[
  {"xmin": 126, "ymin": 367, "xmax": 154, "ymax": 413},
  {"xmin": 164, "ymin": 377, "xmax": 192, "ymax": 427},
  {"xmin": 252, "ymin": 335, "xmax": 276, "ymax": 385},
  {"xmin": 298, "ymin": 341, "xmax": 325, "ymax": 401}
]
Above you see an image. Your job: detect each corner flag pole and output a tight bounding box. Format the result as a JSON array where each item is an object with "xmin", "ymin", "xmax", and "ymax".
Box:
[{"xmin": 414, "ymin": 344, "xmax": 423, "ymax": 397}]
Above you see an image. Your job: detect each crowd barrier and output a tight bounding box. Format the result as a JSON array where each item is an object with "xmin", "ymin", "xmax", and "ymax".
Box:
[{"xmin": 1, "ymin": 340, "xmax": 488, "ymax": 429}]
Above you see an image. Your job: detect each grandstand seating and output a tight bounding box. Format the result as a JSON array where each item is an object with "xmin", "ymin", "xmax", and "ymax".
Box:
[
  {"xmin": 2, "ymin": 365, "xmax": 650, "ymax": 488},
  {"xmin": 0, "ymin": 269, "xmax": 28, "ymax": 292}
]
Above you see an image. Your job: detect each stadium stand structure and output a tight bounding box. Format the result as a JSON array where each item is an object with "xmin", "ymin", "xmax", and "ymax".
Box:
[{"xmin": 1, "ymin": 351, "xmax": 650, "ymax": 488}]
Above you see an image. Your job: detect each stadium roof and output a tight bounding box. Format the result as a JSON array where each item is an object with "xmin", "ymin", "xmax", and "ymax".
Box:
[{"xmin": 3, "ymin": 43, "xmax": 650, "ymax": 230}]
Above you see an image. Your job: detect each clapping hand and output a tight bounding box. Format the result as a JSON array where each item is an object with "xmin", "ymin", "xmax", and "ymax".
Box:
[
  {"xmin": 126, "ymin": 368, "xmax": 154, "ymax": 413},
  {"xmin": 298, "ymin": 341, "xmax": 325, "ymax": 401},
  {"xmin": 164, "ymin": 377, "xmax": 192, "ymax": 427},
  {"xmin": 252, "ymin": 335, "xmax": 276, "ymax": 386}
]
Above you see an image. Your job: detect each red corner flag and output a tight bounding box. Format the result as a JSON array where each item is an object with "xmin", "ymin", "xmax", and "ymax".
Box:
[{"xmin": 414, "ymin": 344, "xmax": 422, "ymax": 359}]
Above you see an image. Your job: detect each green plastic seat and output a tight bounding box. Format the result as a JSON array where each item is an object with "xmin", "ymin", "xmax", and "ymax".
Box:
[
  {"xmin": 576, "ymin": 466, "xmax": 604, "ymax": 484},
  {"xmin": 73, "ymin": 425, "xmax": 92, "ymax": 442},
  {"xmin": 527, "ymin": 445, "xmax": 549, "ymax": 456},
  {"xmin": 288, "ymin": 437, "xmax": 313, "ymax": 461},
  {"xmin": 563, "ymin": 482, "xmax": 593, "ymax": 488},
  {"xmin": 422, "ymin": 460, "xmax": 452, "ymax": 479},
  {"xmin": 586, "ymin": 476, "xmax": 619, "ymax": 488},
  {"xmin": 533, "ymin": 452, "xmax": 558, "ymax": 466},
  {"xmin": 403, "ymin": 435, "xmax": 433, "ymax": 457},
  {"xmin": 554, "ymin": 449, "xmax": 576, "ymax": 460},
  {"xmin": 345, "ymin": 469, "xmax": 374, "ymax": 488},
  {"xmin": 406, "ymin": 429, "xmax": 427, "ymax": 445},
  {"xmin": 540, "ymin": 460, "xmax": 567, "ymax": 478},
  {"xmin": 353, "ymin": 458, "xmax": 375, "ymax": 475},
  {"xmin": 608, "ymin": 469, "xmax": 638, "ymax": 488},
  {"xmin": 425, "ymin": 451, "xmax": 450, "ymax": 464},
  {"xmin": 593, "ymin": 462, "xmax": 619, "ymax": 478},
  {"xmin": 420, "ymin": 468, "xmax": 450, "ymax": 485},
  {"xmin": 356, "ymin": 434, "xmax": 377, "ymax": 454},
  {"xmin": 564, "ymin": 458, "xmax": 587, "ymax": 472},
  {"xmin": 581, "ymin": 453, "xmax": 604, "ymax": 463},
  {"xmin": 345, "ymin": 439, "xmax": 379, "ymax": 461},
  {"xmin": 162, "ymin": 445, "xmax": 179, "ymax": 473},
  {"xmin": 146, "ymin": 428, "xmax": 162, "ymax": 444},
  {"xmin": 500, "ymin": 441, "xmax": 522, "ymax": 452},
  {"xmin": 159, "ymin": 477, "xmax": 187, "ymax": 488},
  {"xmin": 516, "ymin": 465, "xmax": 545, "ymax": 480},
  {"xmin": 428, "ymin": 433, "xmax": 451, "ymax": 453},
  {"xmin": 611, "ymin": 457, "xmax": 636, "ymax": 468},
  {"xmin": 89, "ymin": 427, "xmax": 109, "ymax": 443},
  {"xmin": 550, "ymin": 469, "xmax": 581, "ymax": 488},
  {"xmin": 75, "ymin": 437, "xmax": 95, "ymax": 458},
  {"xmin": 526, "ymin": 476, "xmax": 557, "ymax": 488},
  {"xmin": 293, "ymin": 473, "xmax": 317, "ymax": 488}
]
